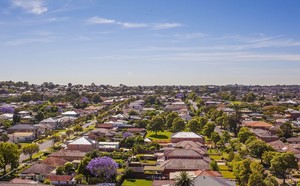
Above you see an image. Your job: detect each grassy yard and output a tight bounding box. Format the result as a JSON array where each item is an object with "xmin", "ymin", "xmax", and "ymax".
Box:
[
  {"xmin": 210, "ymin": 155, "xmax": 223, "ymax": 161},
  {"xmin": 123, "ymin": 179, "xmax": 153, "ymax": 186},
  {"xmin": 220, "ymin": 170, "xmax": 236, "ymax": 179},
  {"xmin": 146, "ymin": 131, "xmax": 173, "ymax": 141},
  {"xmin": 218, "ymin": 164, "xmax": 230, "ymax": 171}
]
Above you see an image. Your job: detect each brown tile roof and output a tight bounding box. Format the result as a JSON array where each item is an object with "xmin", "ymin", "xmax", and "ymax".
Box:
[
  {"xmin": 96, "ymin": 123, "xmax": 113, "ymax": 129},
  {"xmin": 287, "ymin": 137, "xmax": 300, "ymax": 143},
  {"xmin": 127, "ymin": 128, "xmax": 146, "ymax": 133},
  {"xmin": 175, "ymin": 140, "xmax": 207, "ymax": 154},
  {"xmin": 244, "ymin": 121, "xmax": 273, "ymax": 128},
  {"xmin": 10, "ymin": 178, "xmax": 37, "ymax": 184},
  {"xmin": 22, "ymin": 163, "xmax": 55, "ymax": 174},
  {"xmin": 164, "ymin": 149, "xmax": 203, "ymax": 158},
  {"xmin": 49, "ymin": 149, "xmax": 86, "ymax": 158},
  {"xmin": 42, "ymin": 157, "xmax": 68, "ymax": 167},
  {"xmin": 160, "ymin": 159, "xmax": 210, "ymax": 170},
  {"xmin": 46, "ymin": 175, "xmax": 72, "ymax": 182},
  {"xmin": 268, "ymin": 140, "xmax": 288, "ymax": 152}
]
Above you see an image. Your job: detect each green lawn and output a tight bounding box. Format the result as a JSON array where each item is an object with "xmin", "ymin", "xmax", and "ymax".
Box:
[
  {"xmin": 220, "ymin": 171, "xmax": 236, "ymax": 179},
  {"xmin": 210, "ymin": 155, "xmax": 223, "ymax": 161},
  {"xmin": 218, "ymin": 164, "xmax": 230, "ymax": 171},
  {"xmin": 146, "ymin": 131, "xmax": 172, "ymax": 141},
  {"xmin": 123, "ymin": 179, "xmax": 153, "ymax": 186}
]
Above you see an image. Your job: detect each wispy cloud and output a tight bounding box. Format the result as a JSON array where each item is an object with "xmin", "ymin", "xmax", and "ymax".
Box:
[
  {"xmin": 13, "ymin": 0, "xmax": 48, "ymax": 15},
  {"xmin": 153, "ymin": 23, "xmax": 182, "ymax": 30},
  {"xmin": 86, "ymin": 16, "xmax": 182, "ymax": 30},
  {"xmin": 87, "ymin": 17, "xmax": 116, "ymax": 24},
  {"xmin": 119, "ymin": 22, "xmax": 148, "ymax": 28}
]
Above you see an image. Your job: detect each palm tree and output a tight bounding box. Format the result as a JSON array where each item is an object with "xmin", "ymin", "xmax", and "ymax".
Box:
[{"xmin": 174, "ymin": 171, "xmax": 195, "ymax": 186}]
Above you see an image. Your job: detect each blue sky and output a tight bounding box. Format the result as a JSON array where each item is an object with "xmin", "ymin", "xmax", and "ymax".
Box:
[{"xmin": 1, "ymin": 0, "xmax": 300, "ymax": 85}]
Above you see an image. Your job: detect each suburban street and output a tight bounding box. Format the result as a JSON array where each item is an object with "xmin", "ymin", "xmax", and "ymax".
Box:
[{"xmin": 19, "ymin": 139, "xmax": 53, "ymax": 162}]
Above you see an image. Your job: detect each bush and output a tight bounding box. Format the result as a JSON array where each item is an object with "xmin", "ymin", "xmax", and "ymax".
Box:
[{"xmin": 43, "ymin": 179, "xmax": 51, "ymax": 185}]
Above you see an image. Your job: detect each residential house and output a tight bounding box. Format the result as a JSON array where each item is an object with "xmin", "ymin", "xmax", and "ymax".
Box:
[
  {"xmin": 62, "ymin": 111, "xmax": 79, "ymax": 117},
  {"xmin": 10, "ymin": 132, "xmax": 35, "ymax": 143},
  {"xmin": 46, "ymin": 175, "xmax": 74, "ymax": 186},
  {"xmin": 175, "ymin": 140, "xmax": 207, "ymax": 155},
  {"xmin": 67, "ymin": 136, "xmax": 98, "ymax": 152},
  {"xmin": 40, "ymin": 118, "xmax": 59, "ymax": 130},
  {"xmin": 9, "ymin": 178, "xmax": 38, "ymax": 185},
  {"xmin": 179, "ymin": 113, "xmax": 192, "ymax": 121},
  {"xmin": 287, "ymin": 137, "xmax": 300, "ymax": 144},
  {"xmin": 250, "ymin": 128, "xmax": 279, "ymax": 142},
  {"xmin": 159, "ymin": 159, "xmax": 210, "ymax": 175},
  {"xmin": 42, "ymin": 157, "xmax": 68, "ymax": 167},
  {"xmin": 7, "ymin": 124, "xmax": 37, "ymax": 134},
  {"xmin": 99, "ymin": 142, "xmax": 120, "ymax": 150},
  {"xmin": 171, "ymin": 132, "xmax": 205, "ymax": 144},
  {"xmin": 20, "ymin": 162, "xmax": 56, "ymax": 182},
  {"xmin": 88, "ymin": 128, "xmax": 115, "ymax": 140},
  {"xmin": 49, "ymin": 149, "xmax": 86, "ymax": 161},
  {"xmin": 193, "ymin": 175, "xmax": 236, "ymax": 186},
  {"xmin": 243, "ymin": 121, "xmax": 273, "ymax": 130},
  {"xmin": 164, "ymin": 149, "xmax": 204, "ymax": 160}
]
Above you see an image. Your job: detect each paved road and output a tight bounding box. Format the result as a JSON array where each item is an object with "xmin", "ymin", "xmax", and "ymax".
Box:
[
  {"xmin": 82, "ymin": 120, "xmax": 96, "ymax": 129},
  {"xmin": 19, "ymin": 139, "xmax": 53, "ymax": 162}
]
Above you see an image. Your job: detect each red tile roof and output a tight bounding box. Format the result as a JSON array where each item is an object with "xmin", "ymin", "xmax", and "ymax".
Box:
[{"xmin": 46, "ymin": 175, "xmax": 72, "ymax": 182}]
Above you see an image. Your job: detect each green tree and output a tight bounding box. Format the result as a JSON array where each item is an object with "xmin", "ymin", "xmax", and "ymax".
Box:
[
  {"xmin": 186, "ymin": 119, "xmax": 200, "ymax": 133},
  {"xmin": 203, "ymin": 122, "xmax": 215, "ymax": 138},
  {"xmin": 74, "ymin": 125, "xmax": 83, "ymax": 134},
  {"xmin": 74, "ymin": 174, "xmax": 84, "ymax": 184},
  {"xmin": 210, "ymin": 160, "xmax": 219, "ymax": 171},
  {"xmin": 56, "ymin": 166, "xmax": 65, "ymax": 175},
  {"xmin": 263, "ymin": 176, "xmax": 278, "ymax": 186},
  {"xmin": 77, "ymin": 157, "xmax": 92, "ymax": 182},
  {"xmin": 147, "ymin": 116, "xmax": 164, "ymax": 136},
  {"xmin": 64, "ymin": 162, "xmax": 74, "ymax": 175},
  {"xmin": 279, "ymin": 122, "xmax": 293, "ymax": 138},
  {"xmin": 262, "ymin": 151, "xmax": 278, "ymax": 167},
  {"xmin": 174, "ymin": 171, "xmax": 195, "ymax": 186},
  {"xmin": 172, "ymin": 117, "xmax": 185, "ymax": 132},
  {"xmin": 247, "ymin": 139, "xmax": 273, "ymax": 162},
  {"xmin": 0, "ymin": 134, "xmax": 9, "ymax": 142},
  {"xmin": 233, "ymin": 159, "xmax": 252, "ymax": 186},
  {"xmin": 165, "ymin": 112, "xmax": 179, "ymax": 128},
  {"xmin": 36, "ymin": 111, "xmax": 45, "ymax": 122},
  {"xmin": 210, "ymin": 132, "xmax": 221, "ymax": 147},
  {"xmin": 22, "ymin": 143, "xmax": 39, "ymax": 160},
  {"xmin": 222, "ymin": 131, "xmax": 231, "ymax": 143},
  {"xmin": 270, "ymin": 152, "xmax": 298, "ymax": 184},
  {"xmin": 0, "ymin": 142, "xmax": 21, "ymax": 175},
  {"xmin": 248, "ymin": 173, "xmax": 264, "ymax": 186},
  {"xmin": 238, "ymin": 127, "xmax": 254, "ymax": 143}
]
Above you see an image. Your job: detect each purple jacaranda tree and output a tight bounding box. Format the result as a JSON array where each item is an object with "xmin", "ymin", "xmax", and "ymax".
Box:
[
  {"xmin": 36, "ymin": 100, "xmax": 43, "ymax": 104},
  {"xmin": 0, "ymin": 106, "xmax": 14, "ymax": 113},
  {"xmin": 123, "ymin": 132, "xmax": 133, "ymax": 139},
  {"xmin": 86, "ymin": 156, "xmax": 118, "ymax": 181},
  {"xmin": 80, "ymin": 97, "xmax": 89, "ymax": 104}
]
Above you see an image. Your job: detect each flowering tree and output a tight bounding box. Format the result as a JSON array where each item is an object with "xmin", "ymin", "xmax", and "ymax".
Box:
[
  {"xmin": 86, "ymin": 156, "xmax": 118, "ymax": 182},
  {"xmin": 123, "ymin": 132, "xmax": 133, "ymax": 139},
  {"xmin": 0, "ymin": 106, "xmax": 14, "ymax": 113},
  {"xmin": 80, "ymin": 97, "xmax": 89, "ymax": 104}
]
